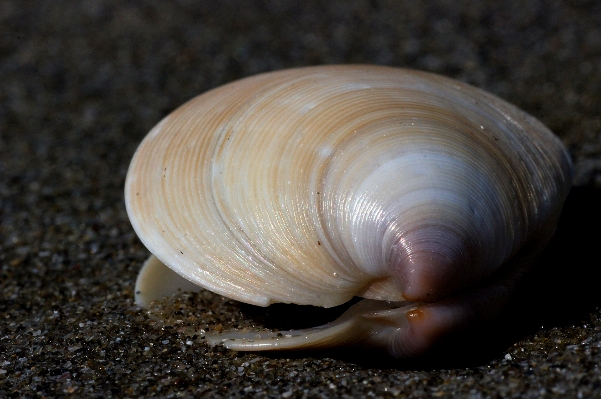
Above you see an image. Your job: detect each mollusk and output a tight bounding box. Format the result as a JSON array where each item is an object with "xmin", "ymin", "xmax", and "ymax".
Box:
[{"xmin": 125, "ymin": 65, "xmax": 572, "ymax": 358}]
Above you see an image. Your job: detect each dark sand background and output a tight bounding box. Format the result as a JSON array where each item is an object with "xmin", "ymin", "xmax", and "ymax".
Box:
[{"xmin": 2, "ymin": 1, "xmax": 601, "ymax": 397}]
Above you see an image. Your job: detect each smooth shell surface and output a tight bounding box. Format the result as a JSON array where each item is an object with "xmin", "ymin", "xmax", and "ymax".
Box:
[{"xmin": 125, "ymin": 65, "xmax": 572, "ymax": 355}]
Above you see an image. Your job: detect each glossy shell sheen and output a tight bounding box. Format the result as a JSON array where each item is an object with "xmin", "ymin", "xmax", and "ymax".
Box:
[{"xmin": 125, "ymin": 65, "xmax": 572, "ymax": 356}]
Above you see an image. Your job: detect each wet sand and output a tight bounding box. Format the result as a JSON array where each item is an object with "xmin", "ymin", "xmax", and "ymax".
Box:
[{"xmin": 2, "ymin": 1, "xmax": 601, "ymax": 397}]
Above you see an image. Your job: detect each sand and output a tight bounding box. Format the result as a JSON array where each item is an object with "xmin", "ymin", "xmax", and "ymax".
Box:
[{"xmin": 2, "ymin": 1, "xmax": 601, "ymax": 397}]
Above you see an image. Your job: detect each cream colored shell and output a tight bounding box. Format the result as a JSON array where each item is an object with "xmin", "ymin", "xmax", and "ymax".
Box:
[{"xmin": 125, "ymin": 65, "xmax": 572, "ymax": 311}]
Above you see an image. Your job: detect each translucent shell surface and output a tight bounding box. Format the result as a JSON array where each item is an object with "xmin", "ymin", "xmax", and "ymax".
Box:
[{"xmin": 125, "ymin": 65, "xmax": 572, "ymax": 318}]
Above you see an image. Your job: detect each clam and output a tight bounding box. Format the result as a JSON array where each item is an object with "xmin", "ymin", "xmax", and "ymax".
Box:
[{"xmin": 125, "ymin": 65, "xmax": 572, "ymax": 358}]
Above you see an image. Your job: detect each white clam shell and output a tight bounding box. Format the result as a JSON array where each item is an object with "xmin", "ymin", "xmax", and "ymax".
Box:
[{"xmin": 125, "ymin": 65, "xmax": 572, "ymax": 356}]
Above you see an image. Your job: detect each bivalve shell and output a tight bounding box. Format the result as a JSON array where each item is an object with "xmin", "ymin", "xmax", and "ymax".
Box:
[{"xmin": 125, "ymin": 65, "xmax": 572, "ymax": 357}]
